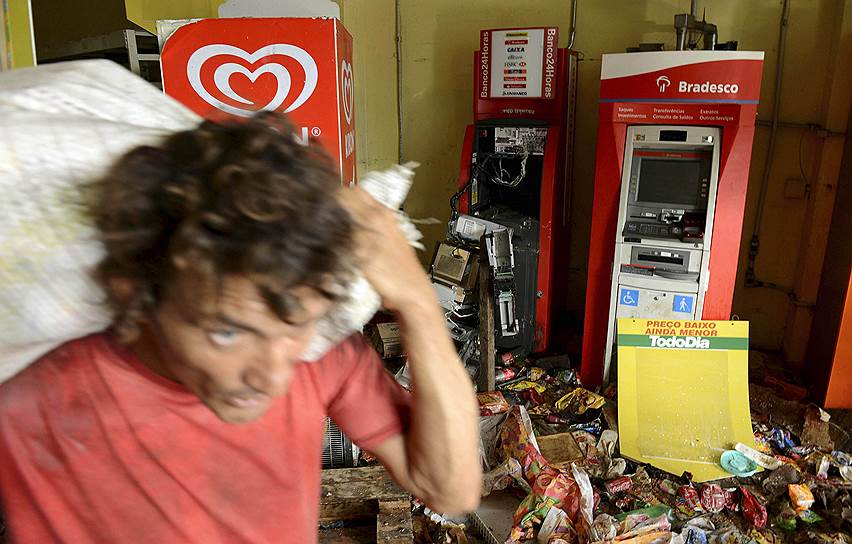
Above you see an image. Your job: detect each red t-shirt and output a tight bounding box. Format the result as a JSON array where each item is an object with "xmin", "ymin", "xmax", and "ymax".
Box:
[{"xmin": 0, "ymin": 333, "xmax": 411, "ymax": 543}]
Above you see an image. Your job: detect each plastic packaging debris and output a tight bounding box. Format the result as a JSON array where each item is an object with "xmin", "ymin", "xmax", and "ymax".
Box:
[
  {"xmin": 500, "ymin": 347, "xmax": 528, "ymax": 366},
  {"xmin": 677, "ymin": 485, "xmax": 704, "ymax": 514},
  {"xmin": 723, "ymin": 487, "xmax": 740, "ymax": 512},
  {"xmin": 788, "ymin": 483, "xmax": 815, "ymax": 511},
  {"xmin": 605, "ymin": 476, "xmax": 633, "ymax": 495},
  {"xmin": 680, "ymin": 525, "xmax": 708, "ymax": 544},
  {"xmin": 482, "ymin": 457, "xmax": 523, "ymax": 496},
  {"xmin": 798, "ymin": 509, "xmax": 824, "ymax": 524},
  {"xmin": 556, "ymin": 369, "xmax": 579, "ymax": 387},
  {"xmin": 699, "ymin": 484, "xmax": 726, "ymax": 513},
  {"xmin": 776, "ymin": 505, "xmax": 798, "ymax": 531},
  {"xmin": 478, "ymin": 391, "xmax": 510, "ymax": 416},
  {"xmin": 817, "ymin": 454, "xmax": 831, "ymax": 479},
  {"xmin": 591, "ymin": 513, "xmax": 618, "ymax": 541},
  {"xmin": 740, "ymin": 487, "xmax": 767, "ymax": 528},
  {"xmin": 659, "ymin": 480, "xmax": 678, "ymax": 496},
  {"xmin": 555, "ymin": 388, "xmax": 606, "ymax": 415},
  {"xmin": 614, "ymin": 505, "xmax": 673, "ymax": 522},
  {"xmin": 499, "ymin": 407, "xmax": 598, "ymax": 542},
  {"xmin": 720, "ymin": 450, "xmax": 759, "ymax": 477},
  {"xmin": 833, "ymin": 451, "xmax": 852, "ymax": 466},
  {"xmin": 537, "ymin": 507, "xmax": 574, "ymax": 544},
  {"xmin": 567, "ymin": 420, "xmax": 603, "ymax": 436},
  {"xmin": 771, "ymin": 427, "xmax": 798, "ymax": 454},
  {"xmin": 571, "ymin": 464, "xmax": 595, "ymax": 539},
  {"xmin": 505, "ymin": 381, "xmax": 548, "ymax": 394},
  {"xmin": 616, "ymin": 513, "xmax": 671, "ymax": 540},
  {"xmin": 495, "ymin": 367, "xmax": 519, "ymax": 384},
  {"xmin": 734, "ymin": 441, "xmax": 781, "ymax": 470}
]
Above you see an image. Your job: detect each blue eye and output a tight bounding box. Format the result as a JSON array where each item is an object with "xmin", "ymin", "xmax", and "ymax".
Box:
[{"xmin": 208, "ymin": 329, "xmax": 239, "ymax": 346}]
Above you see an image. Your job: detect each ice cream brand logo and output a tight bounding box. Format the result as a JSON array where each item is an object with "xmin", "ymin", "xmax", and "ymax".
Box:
[
  {"xmin": 649, "ymin": 335, "xmax": 710, "ymax": 349},
  {"xmin": 186, "ymin": 44, "xmax": 319, "ymax": 117},
  {"xmin": 341, "ymin": 60, "xmax": 354, "ymax": 125}
]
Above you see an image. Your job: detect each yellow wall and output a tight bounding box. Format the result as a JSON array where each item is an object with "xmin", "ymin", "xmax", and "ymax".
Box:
[
  {"xmin": 335, "ymin": 0, "xmax": 399, "ymax": 176},
  {"xmin": 28, "ymin": 0, "xmax": 849, "ymax": 350},
  {"xmin": 358, "ymin": 0, "xmax": 847, "ymax": 350},
  {"xmin": 5, "ymin": 0, "xmax": 35, "ymax": 67}
]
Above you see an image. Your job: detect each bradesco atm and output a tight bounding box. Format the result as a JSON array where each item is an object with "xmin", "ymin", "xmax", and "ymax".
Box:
[{"xmin": 581, "ymin": 51, "xmax": 764, "ymax": 388}]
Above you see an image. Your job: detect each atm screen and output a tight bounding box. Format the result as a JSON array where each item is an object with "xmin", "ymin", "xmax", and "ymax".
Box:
[{"xmin": 637, "ymin": 158, "xmax": 703, "ymax": 205}]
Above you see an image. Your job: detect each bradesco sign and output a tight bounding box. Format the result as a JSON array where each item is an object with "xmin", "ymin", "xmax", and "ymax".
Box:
[
  {"xmin": 159, "ymin": 18, "xmax": 356, "ymax": 184},
  {"xmin": 600, "ymin": 51, "xmax": 763, "ymax": 103}
]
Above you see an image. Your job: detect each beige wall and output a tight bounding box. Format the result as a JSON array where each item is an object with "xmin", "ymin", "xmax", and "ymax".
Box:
[{"xmin": 338, "ymin": 0, "xmax": 849, "ymax": 350}]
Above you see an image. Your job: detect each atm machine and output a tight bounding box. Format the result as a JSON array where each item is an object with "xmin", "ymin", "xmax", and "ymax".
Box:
[
  {"xmin": 580, "ymin": 51, "xmax": 764, "ymax": 388},
  {"xmin": 454, "ymin": 27, "xmax": 578, "ymax": 355},
  {"xmin": 603, "ymin": 125, "xmax": 721, "ymax": 378}
]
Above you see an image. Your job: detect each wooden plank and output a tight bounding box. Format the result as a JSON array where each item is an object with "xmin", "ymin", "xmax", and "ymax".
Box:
[
  {"xmin": 320, "ymin": 500, "xmax": 377, "ymax": 522},
  {"xmin": 478, "ymin": 246, "xmax": 496, "ymax": 392},
  {"xmin": 376, "ymin": 499, "xmax": 414, "ymax": 543},
  {"xmin": 318, "ymin": 525, "xmax": 376, "ymax": 543},
  {"xmin": 320, "ymin": 466, "xmax": 408, "ymax": 504}
]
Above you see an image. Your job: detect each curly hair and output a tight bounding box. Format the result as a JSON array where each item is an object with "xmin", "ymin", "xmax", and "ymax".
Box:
[{"xmin": 88, "ymin": 112, "xmax": 355, "ymax": 340}]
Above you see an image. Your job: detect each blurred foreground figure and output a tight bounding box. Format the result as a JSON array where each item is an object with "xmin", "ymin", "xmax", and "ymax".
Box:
[{"xmin": 0, "ymin": 61, "xmax": 480, "ymax": 543}]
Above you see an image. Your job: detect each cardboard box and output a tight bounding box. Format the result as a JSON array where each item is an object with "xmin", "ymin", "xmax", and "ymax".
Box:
[
  {"xmin": 536, "ymin": 432, "xmax": 584, "ymax": 465},
  {"xmin": 369, "ymin": 322, "xmax": 403, "ymax": 359}
]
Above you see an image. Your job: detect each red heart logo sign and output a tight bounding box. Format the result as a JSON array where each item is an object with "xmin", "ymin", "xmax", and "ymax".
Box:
[{"xmin": 186, "ymin": 44, "xmax": 319, "ymax": 117}]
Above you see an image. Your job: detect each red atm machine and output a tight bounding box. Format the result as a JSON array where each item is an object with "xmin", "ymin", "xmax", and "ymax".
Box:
[
  {"xmin": 580, "ymin": 51, "xmax": 764, "ymax": 388},
  {"xmin": 455, "ymin": 27, "xmax": 577, "ymax": 354}
]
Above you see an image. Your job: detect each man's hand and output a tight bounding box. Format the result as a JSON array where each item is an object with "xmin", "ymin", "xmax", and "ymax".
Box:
[
  {"xmin": 337, "ymin": 186, "xmax": 481, "ymax": 514},
  {"xmin": 337, "ymin": 186, "xmax": 432, "ymax": 311}
]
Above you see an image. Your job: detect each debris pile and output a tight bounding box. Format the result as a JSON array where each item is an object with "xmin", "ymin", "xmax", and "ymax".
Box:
[{"xmin": 466, "ymin": 356, "xmax": 852, "ymax": 544}]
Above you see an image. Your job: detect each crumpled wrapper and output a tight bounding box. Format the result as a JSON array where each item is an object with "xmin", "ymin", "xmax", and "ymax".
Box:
[{"xmin": 499, "ymin": 406, "xmax": 600, "ymax": 544}]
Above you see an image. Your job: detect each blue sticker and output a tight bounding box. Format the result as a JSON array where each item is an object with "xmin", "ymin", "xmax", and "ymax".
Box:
[
  {"xmin": 673, "ymin": 295, "xmax": 694, "ymax": 314},
  {"xmin": 620, "ymin": 288, "xmax": 639, "ymax": 307}
]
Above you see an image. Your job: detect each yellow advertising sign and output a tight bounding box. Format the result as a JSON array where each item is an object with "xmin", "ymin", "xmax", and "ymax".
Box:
[{"xmin": 617, "ymin": 318, "xmax": 757, "ymax": 482}]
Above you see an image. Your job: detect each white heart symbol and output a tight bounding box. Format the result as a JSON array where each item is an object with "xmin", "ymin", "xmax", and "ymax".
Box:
[
  {"xmin": 341, "ymin": 60, "xmax": 354, "ymax": 124},
  {"xmin": 187, "ymin": 44, "xmax": 318, "ymax": 117}
]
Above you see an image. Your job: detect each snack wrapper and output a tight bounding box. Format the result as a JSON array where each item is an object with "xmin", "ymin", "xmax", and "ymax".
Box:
[
  {"xmin": 787, "ymin": 483, "xmax": 815, "ymax": 512},
  {"xmin": 478, "ymin": 391, "xmax": 511, "ymax": 416}
]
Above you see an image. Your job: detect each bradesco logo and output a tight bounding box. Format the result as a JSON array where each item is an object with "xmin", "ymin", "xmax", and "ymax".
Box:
[
  {"xmin": 186, "ymin": 43, "xmax": 319, "ymax": 117},
  {"xmin": 655, "ymin": 73, "xmax": 740, "ymax": 95},
  {"xmin": 649, "ymin": 335, "xmax": 710, "ymax": 349}
]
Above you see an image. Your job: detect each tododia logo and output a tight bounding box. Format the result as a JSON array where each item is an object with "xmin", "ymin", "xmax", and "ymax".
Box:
[{"xmin": 186, "ymin": 44, "xmax": 318, "ymax": 117}]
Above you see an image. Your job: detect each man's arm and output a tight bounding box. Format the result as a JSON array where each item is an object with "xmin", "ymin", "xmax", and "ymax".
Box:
[{"xmin": 339, "ymin": 188, "xmax": 481, "ymax": 514}]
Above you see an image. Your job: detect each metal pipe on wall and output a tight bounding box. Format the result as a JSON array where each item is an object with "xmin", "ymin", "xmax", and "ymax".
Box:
[
  {"xmin": 750, "ymin": 0, "xmax": 791, "ymax": 245},
  {"xmin": 395, "ymin": 0, "xmax": 404, "ymax": 163},
  {"xmin": 568, "ymin": 0, "xmax": 577, "ymax": 49}
]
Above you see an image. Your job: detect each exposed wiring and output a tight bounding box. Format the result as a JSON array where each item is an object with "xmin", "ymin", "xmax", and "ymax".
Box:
[{"xmin": 493, "ymin": 153, "xmax": 529, "ymax": 188}]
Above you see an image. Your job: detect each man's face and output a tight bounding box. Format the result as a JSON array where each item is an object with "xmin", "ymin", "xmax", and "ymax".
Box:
[{"xmin": 148, "ymin": 274, "xmax": 334, "ymax": 424}]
